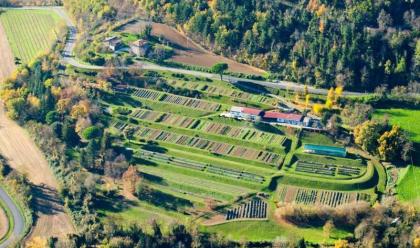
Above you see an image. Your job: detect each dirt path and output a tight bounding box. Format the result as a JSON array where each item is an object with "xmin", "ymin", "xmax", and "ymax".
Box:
[
  {"xmin": 0, "ymin": 22, "xmax": 16, "ymax": 82},
  {"xmin": 122, "ymin": 20, "xmax": 266, "ymax": 76},
  {"xmin": 0, "ymin": 105, "xmax": 74, "ymax": 240},
  {"xmin": 0, "ymin": 205, "xmax": 7, "ymax": 241}
]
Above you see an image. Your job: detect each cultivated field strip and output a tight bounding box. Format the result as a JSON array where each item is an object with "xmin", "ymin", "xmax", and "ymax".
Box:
[
  {"xmin": 225, "ymin": 198, "xmax": 268, "ymax": 220},
  {"xmin": 277, "ymin": 185, "xmax": 371, "ymax": 207},
  {"xmin": 294, "ymin": 160, "xmax": 362, "ymax": 177},
  {"xmin": 131, "ymin": 88, "xmax": 221, "ymax": 112},
  {"xmin": 139, "ymin": 165, "xmax": 254, "ymax": 196},
  {"xmin": 137, "ymin": 150, "xmax": 265, "ymax": 183},
  {"xmin": 0, "ymin": 10, "xmax": 60, "ymax": 63},
  {"xmin": 168, "ymin": 81, "xmax": 277, "ymax": 106},
  {"xmin": 114, "ymin": 121, "xmax": 283, "ymax": 165},
  {"xmin": 130, "ymin": 109, "xmax": 286, "ymax": 146}
]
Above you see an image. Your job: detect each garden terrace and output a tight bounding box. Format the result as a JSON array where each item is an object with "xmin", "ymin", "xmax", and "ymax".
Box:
[
  {"xmin": 277, "ymin": 185, "xmax": 371, "ymax": 207},
  {"xmin": 138, "ymin": 165, "xmax": 256, "ymax": 201},
  {"xmin": 130, "ymin": 88, "xmax": 222, "ymax": 112},
  {"xmin": 123, "ymin": 124, "xmax": 283, "ymax": 166},
  {"xmin": 293, "ymin": 160, "xmax": 362, "ymax": 178},
  {"xmin": 137, "ymin": 150, "xmax": 265, "ymax": 183},
  {"xmin": 128, "ymin": 108, "xmax": 287, "ymax": 147},
  {"xmin": 225, "ymin": 198, "xmax": 268, "ymax": 220},
  {"xmin": 167, "ymin": 80, "xmax": 277, "ymax": 107}
]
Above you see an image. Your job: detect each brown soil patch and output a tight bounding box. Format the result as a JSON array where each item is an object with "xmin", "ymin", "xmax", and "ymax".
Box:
[
  {"xmin": 0, "ymin": 105, "xmax": 74, "ymax": 239},
  {"xmin": 122, "ymin": 20, "xmax": 266, "ymax": 76},
  {"xmin": 0, "ymin": 22, "xmax": 16, "ymax": 82},
  {"xmin": 0, "ymin": 205, "xmax": 8, "ymax": 240}
]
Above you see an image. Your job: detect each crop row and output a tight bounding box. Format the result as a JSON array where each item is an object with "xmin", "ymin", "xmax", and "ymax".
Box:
[
  {"xmin": 137, "ymin": 150, "xmax": 265, "ymax": 183},
  {"xmin": 278, "ymin": 185, "xmax": 371, "ymax": 207},
  {"xmin": 113, "ymin": 121, "xmax": 283, "ymax": 165},
  {"xmin": 129, "ymin": 109, "xmax": 286, "ymax": 146},
  {"xmin": 131, "ymin": 88, "xmax": 221, "ymax": 112},
  {"xmin": 168, "ymin": 81, "xmax": 276, "ymax": 106},
  {"xmin": 295, "ymin": 160, "xmax": 361, "ymax": 178},
  {"xmin": 226, "ymin": 198, "xmax": 267, "ymax": 220}
]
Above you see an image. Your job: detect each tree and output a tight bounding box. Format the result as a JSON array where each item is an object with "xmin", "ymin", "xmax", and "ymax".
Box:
[
  {"xmin": 211, "ymin": 63, "xmax": 229, "ymax": 80},
  {"xmin": 378, "ymin": 125, "xmax": 411, "ymax": 161},
  {"xmin": 122, "ymin": 166, "xmax": 140, "ymax": 194},
  {"xmin": 323, "ymin": 220, "xmax": 334, "ymax": 240},
  {"xmin": 354, "ymin": 120, "xmax": 389, "ymax": 154},
  {"xmin": 123, "ymin": 126, "xmax": 136, "ymax": 143},
  {"xmin": 82, "ymin": 126, "xmax": 102, "ymax": 140},
  {"xmin": 341, "ymin": 103, "xmax": 373, "ymax": 126},
  {"xmin": 335, "ymin": 239, "xmax": 349, "ymax": 248}
]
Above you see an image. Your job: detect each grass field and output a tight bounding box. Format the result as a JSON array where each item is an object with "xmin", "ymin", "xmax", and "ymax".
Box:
[
  {"xmin": 0, "ymin": 9, "xmax": 63, "ymax": 64},
  {"xmin": 397, "ymin": 165, "xmax": 420, "ymax": 204},
  {"xmin": 375, "ymin": 108, "xmax": 420, "ymax": 203},
  {"xmin": 203, "ymin": 220, "xmax": 352, "ymax": 244},
  {"xmin": 374, "ymin": 108, "xmax": 420, "ymax": 143}
]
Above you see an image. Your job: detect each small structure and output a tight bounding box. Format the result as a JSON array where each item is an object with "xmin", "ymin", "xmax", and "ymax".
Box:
[
  {"xmin": 262, "ymin": 111, "xmax": 304, "ymax": 126},
  {"xmin": 104, "ymin": 36, "xmax": 123, "ymax": 51},
  {"xmin": 130, "ymin": 39, "xmax": 151, "ymax": 57},
  {"xmin": 229, "ymin": 106, "xmax": 262, "ymax": 121},
  {"xmin": 303, "ymin": 144, "xmax": 347, "ymax": 158}
]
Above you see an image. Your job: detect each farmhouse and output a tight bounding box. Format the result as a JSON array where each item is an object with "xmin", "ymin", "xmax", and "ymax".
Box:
[
  {"xmin": 303, "ymin": 144, "xmax": 347, "ymax": 158},
  {"xmin": 262, "ymin": 111, "xmax": 310, "ymax": 126},
  {"xmin": 104, "ymin": 36, "xmax": 123, "ymax": 51},
  {"xmin": 130, "ymin": 39, "xmax": 151, "ymax": 57},
  {"xmin": 229, "ymin": 106, "xmax": 262, "ymax": 121}
]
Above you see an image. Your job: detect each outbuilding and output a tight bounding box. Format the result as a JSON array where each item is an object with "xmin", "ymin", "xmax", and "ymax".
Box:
[{"xmin": 303, "ymin": 144, "xmax": 347, "ymax": 158}]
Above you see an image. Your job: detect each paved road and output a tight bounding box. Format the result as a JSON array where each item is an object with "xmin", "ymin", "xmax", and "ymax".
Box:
[
  {"xmin": 6, "ymin": 7, "xmax": 369, "ymax": 97},
  {"xmin": 51, "ymin": 7, "xmax": 367, "ymax": 97},
  {"xmin": 0, "ymin": 187, "xmax": 24, "ymax": 248}
]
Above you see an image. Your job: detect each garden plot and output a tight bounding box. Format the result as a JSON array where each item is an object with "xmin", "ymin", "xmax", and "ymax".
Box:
[
  {"xmin": 137, "ymin": 150, "xmax": 265, "ymax": 183},
  {"xmin": 168, "ymin": 81, "xmax": 277, "ymax": 106},
  {"xmin": 129, "ymin": 108, "xmax": 286, "ymax": 147},
  {"xmin": 293, "ymin": 160, "xmax": 362, "ymax": 178},
  {"xmin": 161, "ymin": 94, "xmax": 221, "ymax": 112},
  {"xmin": 120, "ymin": 123, "xmax": 283, "ymax": 165},
  {"xmin": 131, "ymin": 88, "xmax": 164, "ymax": 101},
  {"xmin": 131, "ymin": 87, "xmax": 221, "ymax": 112},
  {"xmin": 277, "ymin": 185, "xmax": 371, "ymax": 207},
  {"xmin": 139, "ymin": 165, "xmax": 254, "ymax": 197},
  {"xmin": 225, "ymin": 198, "xmax": 268, "ymax": 220}
]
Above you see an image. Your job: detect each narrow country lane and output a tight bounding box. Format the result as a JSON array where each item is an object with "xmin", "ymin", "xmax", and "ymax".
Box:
[{"xmin": 0, "ymin": 187, "xmax": 24, "ymax": 248}]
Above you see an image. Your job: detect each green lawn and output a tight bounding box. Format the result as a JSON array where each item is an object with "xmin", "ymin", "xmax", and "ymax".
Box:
[
  {"xmin": 375, "ymin": 108, "xmax": 420, "ymax": 203},
  {"xmin": 0, "ymin": 9, "xmax": 63, "ymax": 64},
  {"xmin": 203, "ymin": 220, "xmax": 352, "ymax": 244},
  {"xmin": 374, "ymin": 108, "xmax": 420, "ymax": 143},
  {"xmin": 397, "ymin": 165, "xmax": 420, "ymax": 204}
]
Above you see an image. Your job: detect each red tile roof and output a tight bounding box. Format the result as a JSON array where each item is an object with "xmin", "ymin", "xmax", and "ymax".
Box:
[
  {"xmin": 263, "ymin": 111, "xmax": 303, "ymax": 121},
  {"xmin": 241, "ymin": 107, "xmax": 262, "ymax": 116}
]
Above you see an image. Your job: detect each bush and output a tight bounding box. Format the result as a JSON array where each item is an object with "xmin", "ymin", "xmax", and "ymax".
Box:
[{"xmin": 82, "ymin": 126, "xmax": 102, "ymax": 140}]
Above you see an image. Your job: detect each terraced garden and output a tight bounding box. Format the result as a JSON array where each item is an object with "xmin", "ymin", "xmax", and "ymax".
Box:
[
  {"xmin": 102, "ymin": 78, "xmax": 382, "ymax": 243},
  {"xmin": 277, "ymin": 185, "xmax": 371, "ymax": 207}
]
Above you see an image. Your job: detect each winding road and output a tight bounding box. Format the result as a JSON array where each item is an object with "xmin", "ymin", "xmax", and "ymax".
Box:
[{"xmin": 0, "ymin": 188, "xmax": 24, "ymax": 248}]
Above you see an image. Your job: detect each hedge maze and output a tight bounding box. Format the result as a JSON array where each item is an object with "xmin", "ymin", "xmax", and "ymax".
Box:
[
  {"xmin": 138, "ymin": 150, "xmax": 265, "ymax": 183},
  {"xmin": 225, "ymin": 198, "xmax": 268, "ymax": 220},
  {"xmin": 278, "ymin": 185, "xmax": 371, "ymax": 207}
]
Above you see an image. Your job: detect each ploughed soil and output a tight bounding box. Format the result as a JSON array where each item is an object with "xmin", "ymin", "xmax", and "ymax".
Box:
[
  {"xmin": 0, "ymin": 105, "xmax": 74, "ymax": 240},
  {"xmin": 122, "ymin": 20, "xmax": 266, "ymax": 76}
]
